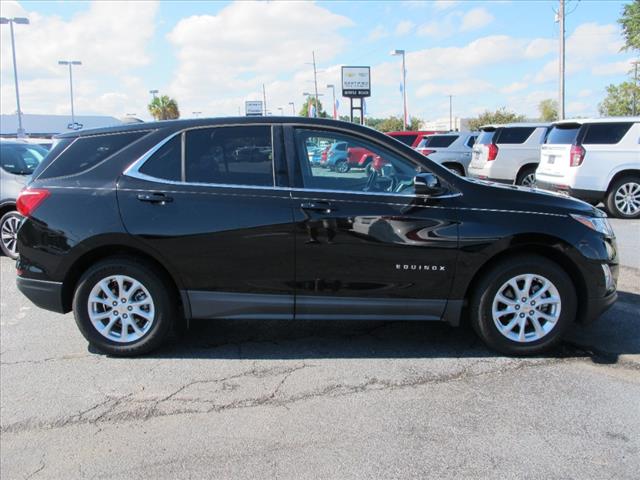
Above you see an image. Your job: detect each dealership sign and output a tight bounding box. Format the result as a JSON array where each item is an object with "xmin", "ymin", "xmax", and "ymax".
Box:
[
  {"xmin": 342, "ymin": 66, "xmax": 371, "ymax": 98},
  {"xmin": 245, "ymin": 101, "xmax": 264, "ymax": 116}
]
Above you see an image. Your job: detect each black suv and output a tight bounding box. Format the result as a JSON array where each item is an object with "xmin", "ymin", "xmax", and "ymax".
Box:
[{"xmin": 15, "ymin": 117, "xmax": 618, "ymax": 356}]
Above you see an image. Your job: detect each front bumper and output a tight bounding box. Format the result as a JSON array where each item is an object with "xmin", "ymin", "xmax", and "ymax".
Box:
[{"xmin": 16, "ymin": 276, "xmax": 66, "ymax": 314}]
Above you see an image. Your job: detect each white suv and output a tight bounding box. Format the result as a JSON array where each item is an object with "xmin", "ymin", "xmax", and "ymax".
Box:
[
  {"xmin": 536, "ymin": 117, "xmax": 640, "ymax": 219},
  {"xmin": 468, "ymin": 123, "xmax": 550, "ymax": 186},
  {"xmin": 415, "ymin": 132, "xmax": 478, "ymax": 176}
]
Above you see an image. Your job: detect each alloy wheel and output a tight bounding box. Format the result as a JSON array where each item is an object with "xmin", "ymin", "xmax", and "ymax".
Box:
[
  {"xmin": 1, "ymin": 213, "xmax": 22, "ymax": 257},
  {"xmin": 614, "ymin": 181, "xmax": 640, "ymax": 216},
  {"xmin": 521, "ymin": 173, "xmax": 536, "ymax": 187},
  {"xmin": 491, "ymin": 273, "xmax": 561, "ymax": 343},
  {"xmin": 87, "ymin": 275, "xmax": 155, "ymax": 343}
]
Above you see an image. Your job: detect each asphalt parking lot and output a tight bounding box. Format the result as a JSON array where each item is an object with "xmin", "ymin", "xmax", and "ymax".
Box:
[{"xmin": 1, "ymin": 219, "xmax": 638, "ymax": 479}]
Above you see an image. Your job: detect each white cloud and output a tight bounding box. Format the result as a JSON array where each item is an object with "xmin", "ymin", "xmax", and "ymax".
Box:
[
  {"xmin": 434, "ymin": 0, "xmax": 459, "ymax": 11},
  {"xmin": 502, "ymin": 82, "xmax": 528, "ymax": 94},
  {"xmin": 416, "ymin": 80, "xmax": 494, "ymax": 97},
  {"xmin": 591, "ymin": 60, "xmax": 633, "ymax": 76},
  {"xmin": 367, "ymin": 25, "xmax": 389, "ymax": 42},
  {"xmin": 166, "ymin": 1, "xmax": 352, "ymax": 116},
  {"xmin": 0, "ymin": 0, "xmax": 158, "ymax": 117},
  {"xmin": 524, "ymin": 38, "xmax": 556, "ymax": 59},
  {"xmin": 460, "ymin": 8, "xmax": 494, "ymax": 32},
  {"xmin": 395, "ymin": 20, "xmax": 415, "ymax": 36}
]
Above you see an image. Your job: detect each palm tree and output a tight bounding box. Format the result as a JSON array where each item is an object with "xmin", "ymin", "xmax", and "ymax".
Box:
[{"xmin": 148, "ymin": 95, "xmax": 180, "ymax": 120}]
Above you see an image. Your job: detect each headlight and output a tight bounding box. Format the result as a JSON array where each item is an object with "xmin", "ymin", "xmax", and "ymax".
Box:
[{"xmin": 570, "ymin": 214, "xmax": 614, "ymax": 236}]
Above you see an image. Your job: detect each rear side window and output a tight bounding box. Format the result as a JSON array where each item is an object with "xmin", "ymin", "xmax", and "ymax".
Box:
[
  {"xmin": 185, "ymin": 126, "xmax": 273, "ymax": 186},
  {"xmin": 39, "ymin": 131, "xmax": 147, "ymax": 179},
  {"xmin": 495, "ymin": 127, "xmax": 535, "ymax": 144},
  {"xmin": 466, "ymin": 135, "xmax": 477, "ymax": 147},
  {"xmin": 545, "ymin": 124, "xmax": 581, "ymax": 145},
  {"xmin": 422, "ymin": 135, "xmax": 457, "ymax": 148},
  {"xmin": 139, "ymin": 136, "xmax": 181, "ymax": 181},
  {"xmin": 390, "ymin": 134, "xmax": 418, "ymax": 146},
  {"xmin": 476, "ymin": 130, "xmax": 496, "ymax": 145},
  {"xmin": 583, "ymin": 122, "xmax": 633, "ymax": 144}
]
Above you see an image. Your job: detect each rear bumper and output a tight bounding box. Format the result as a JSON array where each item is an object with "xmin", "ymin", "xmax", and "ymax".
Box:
[
  {"xmin": 16, "ymin": 276, "xmax": 66, "ymax": 314},
  {"xmin": 536, "ymin": 181, "xmax": 604, "ymax": 203}
]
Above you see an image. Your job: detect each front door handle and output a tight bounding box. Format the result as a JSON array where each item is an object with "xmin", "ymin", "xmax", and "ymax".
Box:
[
  {"xmin": 300, "ymin": 201, "xmax": 334, "ymax": 213},
  {"xmin": 137, "ymin": 193, "xmax": 173, "ymax": 205}
]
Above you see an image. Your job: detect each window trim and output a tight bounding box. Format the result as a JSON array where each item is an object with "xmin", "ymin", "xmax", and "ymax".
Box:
[{"xmin": 125, "ymin": 124, "xmax": 277, "ymax": 189}]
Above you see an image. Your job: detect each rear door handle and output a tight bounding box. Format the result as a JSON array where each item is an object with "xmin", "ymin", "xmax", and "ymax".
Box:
[
  {"xmin": 137, "ymin": 193, "xmax": 173, "ymax": 205},
  {"xmin": 300, "ymin": 201, "xmax": 334, "ymax": 213}
]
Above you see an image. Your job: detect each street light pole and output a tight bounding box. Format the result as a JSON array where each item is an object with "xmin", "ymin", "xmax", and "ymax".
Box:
[
  {"xmin": 1, "ymin": 17, "xmax": 29, "ymax": 138},
  {"xmin": 326, "ymin": 84, "xmax": 337, "ymax": 119},
  {"xmin": 448, "ymin": 95, "xmax": 453, "ymax": 131},
  {"xmin": 558, "ymin": 0, "xmax": 565, "ymax": 120},
  {"xmin": 149, "ymin": 89, "xmax": 159, "ymax": 100},
  {"xmin": 58, "ymin": 60, "xmax": 82, "ymax": 127},
  {"xmin": 289, "ymin": 102, "xmax": 295, "ymax": 115},
  {"xmin": 391, "ymin": 49, "xmax": 407, "ymax": 130}
]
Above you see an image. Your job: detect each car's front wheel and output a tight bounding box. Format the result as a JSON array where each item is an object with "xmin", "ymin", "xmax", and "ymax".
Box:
[
  {"xmin": 0, "ymin": 211, "xmax": 22, "ymax": 259},
  {"xmin": 469, "ymin": 255, "xmax": 576, "ymax": 355},
  {"xmin": 606, "ymin": 176, "xmax": 640, "ymax": 219},
  {"xmin": 335, "ymin": 160, "xmax": 350, "ymax": 173},
  {"xmin": 73, "ymin": 257, "xmax": 176, "ymax": 356}
]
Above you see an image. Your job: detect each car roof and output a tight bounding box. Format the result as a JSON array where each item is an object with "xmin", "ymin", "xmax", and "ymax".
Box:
[
  {"xmin": 54, "ymin": 116, "xmax": 383, "ymax": 139},
  {"xmin": 479, "ymin": 122, "xmax": 550, "ymax": 130},
  {"xmin": 551, "ymin": 116, "xmax": 640, "ymax": 126},
  {"xmin": 424, "ymin": 131, "xmax": 479, "ymax": 137},
  {"xmin": 386, "ymin": 131, "xmax": 434, "ymax": 135}
]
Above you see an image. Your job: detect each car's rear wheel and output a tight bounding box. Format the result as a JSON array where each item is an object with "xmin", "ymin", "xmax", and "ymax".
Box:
[
  {"xmin": 516, "ymin": 166, "xmax": 537, "ymax": 187},
  {"xmin": 444, "ymin": 163, "xmax": 465, "ymax": 176},
  {"xmin": 606, "ymin": 176, "xmax": 640, "ymax": 219},
  {"xmin": 0, "ymin": 211, "xmax": 22, "ymax": 260},
  {"xmin": 335, "ymin": 160, "xmax": 350, "ymax": 173},
  {"xmin": 469, "ymin": 255, "xmax": 576, "ymax": 355},
  {"xmin": 73, "ymin": 257, "xmax": 176, "ymax": 356}
]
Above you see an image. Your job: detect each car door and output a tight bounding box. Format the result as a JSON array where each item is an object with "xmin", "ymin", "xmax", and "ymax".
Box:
[
  {"xmin": 284, "ymin": 126, "xmax": 459, "ymax": 320},
  {"xmin": 118, "ymin": 124, "xmax": 295, "ymax": 319}
]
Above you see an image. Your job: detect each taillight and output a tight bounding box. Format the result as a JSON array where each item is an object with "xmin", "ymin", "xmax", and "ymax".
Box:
[
  {"xmin": 487, "ymin": 143, "xmax": 499, "ymax": 161},
  {"xmin": 16, "ymin": 188, "xmax": 50, "ymax": 217},
  {"xmin": 570, "ymin": 145, "xmax": 585, "ymax": 167}
]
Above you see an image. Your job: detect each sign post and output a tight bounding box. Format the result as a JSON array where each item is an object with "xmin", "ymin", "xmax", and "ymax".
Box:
[
  {"xmin": 245, "ymin": 100, "xmax": 264, "ymax": 117},
  {"xmin": 341, "ymin": 66, "xmax": 370, "ymax": 125}
]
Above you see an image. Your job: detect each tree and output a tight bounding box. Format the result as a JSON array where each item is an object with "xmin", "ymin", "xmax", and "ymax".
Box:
[
  {"xmin": 619, "ymin": 0, "xmax": 640, "ymax": 51},
  {"xmin": 148, "ymin": 95, "xmax": 180, "ymax": 120},
  {"xmin": 467, "ymin": 108, "xmax": 525, "ymax": 131},
  {"xmin": 299, "ymin": 97, "xmax": 328, "ymax": 118},
  {"xmin": 598, "ymin": 81, "xmax": 640, "ymax": 116},
  {"xmin": 538, "ymin": 99, "xmax": 558, "ymax": 121}
]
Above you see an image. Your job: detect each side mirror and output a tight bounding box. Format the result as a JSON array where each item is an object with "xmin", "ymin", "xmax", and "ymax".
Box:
[{"xmin": 414, "ymin": 173, "xmax": 443, "ymax": 196}]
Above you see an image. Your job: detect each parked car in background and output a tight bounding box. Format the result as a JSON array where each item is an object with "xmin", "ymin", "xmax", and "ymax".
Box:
[
  {"xmin": 22, "ymin": 137, "xmax": 53, "ymax": 150},
  {"xmin": 15, "ymin": 117, "xmax": 618, "ymax": 357},
  {"xmin": 536, "ymin": 117, "xmax": 640, "ymax": 219},
  {"xmin": 468, "ymin": 123, "xmax": 550, "ymax": 186},
  {"xmin": 386, "ymin": 130, "xmax": 441, "ymax": 148},
  {"xmin": 416, "ymin": 132, "xmax": 478, "ymax": 176},
  {"xmin": 320, "ymin": 141, "xmax": 348, "ymax": 169},
  {"xmin": 0, "ymin": 140, "xmax": 48, "ymax": 258}
]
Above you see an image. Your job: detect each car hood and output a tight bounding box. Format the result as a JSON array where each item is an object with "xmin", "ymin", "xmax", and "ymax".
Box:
[{"xmin": 461, "ymin": 178, "xmax": 603, "ymax": 217}]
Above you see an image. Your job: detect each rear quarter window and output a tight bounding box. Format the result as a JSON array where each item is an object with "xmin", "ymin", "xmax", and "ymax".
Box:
[
  {"xmin": 476, "ymin": 130, "xmax": 496, "ymax": 145},
  {"xmin": 582, "ymin": 122, "xmax": 634, "ymax": 144},
  {"xmin": 423, "ymin": 135, "xmax": 458, "ymax": 148},
  {"xmin": 495, "ymin": 127, "xmax": 536, "ymax": 144},
  {"xmin": 390, "ymin": 134, "xmax": 418, "ymax": 146},
  {"xmin": 38, "ymin": 131, "xmax": 147, "ymax": 179}
]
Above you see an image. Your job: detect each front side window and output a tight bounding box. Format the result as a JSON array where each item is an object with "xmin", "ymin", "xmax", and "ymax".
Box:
[
  {"xmin": 185, "ymin": 126, "xmax": 273, "ymax": 186},
  {"xmin": 295, "ymin": 129, "xmax": 422, "ymax": 195},
  {"xmin": 495, "ymin": 127, "xmax": 536, "ymax": 144},
  {"xmin": 0, "ymin": 144, "xmax": 47, "ymax": 175},
  {"xmin": 582, "ymin": 122, "xmax": 633, "ymax": 144}
]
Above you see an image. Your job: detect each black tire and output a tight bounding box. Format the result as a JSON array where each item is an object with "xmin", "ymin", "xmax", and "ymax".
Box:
[
  {"xmin": 0, "ymin": 211, "xmax": 22, "ymax": 260},
  {"xmin": 515, "ymin": 166, "xmax": 537, "ymax": 187},
  {"xmin": 335, "ymin": 160, "xmax": 350, "ymax": 173},
  {"xmin": 469, "ymin": 255, "xmax": 576, "ymax": 356},
  {"xmin": 444, "ymin": 163, "xmax": 465, "ymax": 176},
  {"xmin": 605, "ymin": 175, "xmax": 640, "ymax": 219},
  {"xmin": 72, "ymin": 256, "xmax": 177, "ymax": 356}
]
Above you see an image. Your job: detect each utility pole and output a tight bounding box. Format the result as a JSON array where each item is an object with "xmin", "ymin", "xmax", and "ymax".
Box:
[
  {"xmin": 1, "ymin": 17, "xmax": 29, "ymax": 138},
  {"xmin": 289, "ymin": 101, "xmax": 295, "ymax": 115},
  {"xmin": 448, "ymin": 95, "xmax": 453, "ymax": 131},
  {"xmin": 262, "ymin": 84, "xmax": 267, "ymax": 116},
  {"xmin": 632, "ymin": 61, "xmax": 639, "ymax": 116},
  {"xmin": 558, "ymin": 0, "xmax": 565, "ymax": 120},
  {"xmin": 312, "ymin": 51, "xmax": 320, "ymax": 117}
]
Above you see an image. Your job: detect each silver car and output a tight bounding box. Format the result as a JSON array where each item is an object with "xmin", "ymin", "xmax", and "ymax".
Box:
[
  {"xmin": 1, "ymin": 140, "xmax": 48, "ymax": 258},
  {"xmin": 415, "ymin": 132, "xmax": 478, "ymax": 176}
]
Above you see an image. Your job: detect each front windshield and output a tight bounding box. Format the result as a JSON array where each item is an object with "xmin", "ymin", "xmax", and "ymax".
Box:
[{"xmin": 0, "ymin": 144, "xmax": 48, "ymax": 175}]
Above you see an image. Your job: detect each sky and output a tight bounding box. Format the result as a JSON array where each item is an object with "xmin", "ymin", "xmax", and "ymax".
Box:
[{"xmin": 0, "ymin": 0, "xmax": 635, "ymax": 123}]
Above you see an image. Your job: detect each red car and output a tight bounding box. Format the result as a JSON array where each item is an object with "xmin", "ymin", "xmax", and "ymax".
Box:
[{"xmin": 386, "ymin": 130, "xmax": 442, "ymax": 148}]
